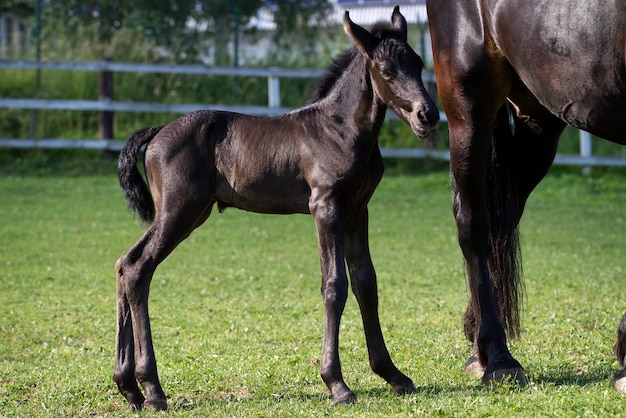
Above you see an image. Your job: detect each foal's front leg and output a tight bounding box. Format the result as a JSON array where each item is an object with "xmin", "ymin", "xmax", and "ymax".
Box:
[
  {"xmin": 345, "ymin": 208, "xmax": 415, "ymax": 395},
  {"xmin": 310, "ymin": 194, "xmax": 355, "ymax": 405}
]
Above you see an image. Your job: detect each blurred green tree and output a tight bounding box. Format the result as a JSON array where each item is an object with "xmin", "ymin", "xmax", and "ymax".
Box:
[{"xmin": 26, "ymin": 0, "xmax": 332, "ymax": 64}]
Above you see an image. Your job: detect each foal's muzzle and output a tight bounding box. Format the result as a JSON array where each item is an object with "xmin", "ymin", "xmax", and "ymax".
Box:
[{"xmin": 409, "ymin": 103, "xmax": 440, "ymax": 145}]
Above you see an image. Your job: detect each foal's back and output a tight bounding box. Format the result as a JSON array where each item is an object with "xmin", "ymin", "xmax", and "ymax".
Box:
[{"xmin": 143, "ymin": 107, "xmax": 371, "ymax": 216}]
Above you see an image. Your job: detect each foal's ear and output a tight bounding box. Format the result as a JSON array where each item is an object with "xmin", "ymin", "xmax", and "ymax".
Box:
[
  {"xmin": 344, "ymin": 11, "xmax": 376, "ymax": 59},
  {"xmin": 391, "ymin": 6, "xmax": 408, "ymax": 40}
]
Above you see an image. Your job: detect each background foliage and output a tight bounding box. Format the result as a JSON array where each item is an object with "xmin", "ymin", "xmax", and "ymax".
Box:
[
  {"xmin": 3, "ymin": 1, "xmax": 624, "ymax": 161},
  {"xmin": 2, "ymin": 0, "xmax": 334, "ymax": 63}
]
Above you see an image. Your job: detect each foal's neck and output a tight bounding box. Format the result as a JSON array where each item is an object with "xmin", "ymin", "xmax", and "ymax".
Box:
[{"xmin": 318, "ymin": 55, "xmax": 387, "ymax": 132}]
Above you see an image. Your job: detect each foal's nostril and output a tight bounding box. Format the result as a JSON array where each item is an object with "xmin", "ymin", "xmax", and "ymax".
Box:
[
  {"xmin": 418, "ymin": 109, "xmax": 438, "ymax": 124},
  {"xmin": 419, "ymin": 107, "xmax": 440, "ymax": 124}
]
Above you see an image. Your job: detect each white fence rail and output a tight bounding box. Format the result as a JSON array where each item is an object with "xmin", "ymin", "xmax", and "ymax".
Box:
[{"xmin": 0, "ymin": 59, "xmax": 624, "ymax": 167}]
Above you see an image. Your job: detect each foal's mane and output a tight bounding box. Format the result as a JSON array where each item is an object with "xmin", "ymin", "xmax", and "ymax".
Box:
[{"xmin": 308, "ymin": 21, "xmax": 405, "ymax": 104}]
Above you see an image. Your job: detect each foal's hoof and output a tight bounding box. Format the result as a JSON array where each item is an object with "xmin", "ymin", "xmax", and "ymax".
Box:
[
  {"xmin": 128, "ymin": 402, "xmax": 143, "ymax": 412},
  {"xmin": 144, "ymin": 397, "xmax": 168, "ymax": 411},
  {"xmin": 464, "ymin": 353, "xmax": 486, "ymax": 378}
]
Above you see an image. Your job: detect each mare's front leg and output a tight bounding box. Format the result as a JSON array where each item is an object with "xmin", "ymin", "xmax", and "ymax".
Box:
[
  {"xmin": 345, "ymin": 207, "xmax": 415, "ymax": 395},
  {"xmin": 310, "ymin": 190, "xmax": 355, "ymax": 405}
]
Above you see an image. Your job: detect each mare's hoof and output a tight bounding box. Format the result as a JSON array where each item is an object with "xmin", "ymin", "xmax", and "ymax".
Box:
[
  {"xmin": 391, "ymin": 377, "xmax": 416, "ymax": 395},
  {"xmin": 464, "ymin": 353, "xmax": 486, "ymax": 378},
  {"xmin": 144, "ymin": 397, "xmax": 168, "ymax": 411},
  {"xmin": 612, "ymin": 374, "xmax": 626, "ymax": 393},
  {"xmin": 332, "ymin": 391, "xmax": 357, "ymax": 406},
  {"xmin": 482, "ymin": 367, "xmax": 526, "ymax": 387}
]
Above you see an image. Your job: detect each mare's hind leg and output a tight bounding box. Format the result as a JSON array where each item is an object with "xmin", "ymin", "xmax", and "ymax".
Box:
[
  {"xmin": 114, "ymin": 195, "xmax": 214, "ymax": 410},
  {"xmin": 612, "ymin": 312, "xmax": 626, "ymax": 392},
  {"xmin": 345, "ymin": 207, "xmax": 415, "ymax": 395},
  {"xmin": 463, "ymin": 107, "xmax": 565, "ymax": 379}
]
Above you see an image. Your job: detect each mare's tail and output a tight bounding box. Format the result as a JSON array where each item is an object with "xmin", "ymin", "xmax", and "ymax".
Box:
[
  {"xmin": 463, "ymin": 105, "xmax": 524, "ymax": 340},
  {"xmin": 118, "ymin": 126, "xmax": 164, "ymax": 224},
  {"xmin": 487, "ymin": 105, "xmax": 524, "ymax": 338}
]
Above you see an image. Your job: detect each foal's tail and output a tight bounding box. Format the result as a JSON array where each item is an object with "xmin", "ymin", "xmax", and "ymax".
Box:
[
  {"xmin": 118, "ymin": 126, "xmax": 164, "ymax": 224},
  {"xmin": 463, "ymin": 105, "xmax": 524, "ymax": 341}
]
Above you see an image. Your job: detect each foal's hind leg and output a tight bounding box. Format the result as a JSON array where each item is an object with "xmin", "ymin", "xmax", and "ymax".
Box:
[
  {"xmin": 114, "ymin": 195, "xmax": 214, "ymax": 410},
  {"xmin": 345, "ymin": 208, "xmax": 415, "ymax": 395},
  {"xmin": 114, "ymin": 264, "xmax": 145, "ymax": 409}
]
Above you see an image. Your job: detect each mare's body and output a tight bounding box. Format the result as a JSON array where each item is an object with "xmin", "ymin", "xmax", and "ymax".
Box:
[{"xmin": 426, "ymin": 0, "xmax": 625, "ymax": 387}]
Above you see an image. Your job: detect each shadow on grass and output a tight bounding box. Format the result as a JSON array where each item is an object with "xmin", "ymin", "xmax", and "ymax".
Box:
[
  {"xmin": 366, "ymin": 383, "xmax": 476, "ymax": 396},
  {"xmin": 164, "ymin": 381, "xmax": 489, "ymax": 413},
  {"xmin": 528, "ymin": 364, "xmax": 616, "ymax": 387}
]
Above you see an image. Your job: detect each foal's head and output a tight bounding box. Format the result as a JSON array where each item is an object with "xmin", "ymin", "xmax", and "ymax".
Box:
[{"xmin": 345, "ymin": 7, "xmax": 439, "ymax": 144}]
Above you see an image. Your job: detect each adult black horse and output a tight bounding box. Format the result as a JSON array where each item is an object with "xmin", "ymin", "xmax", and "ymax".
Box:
[
  {"xmin": 114, "ymin": 7, "xmax": 438, "ymax": 411},
  {"xmin": 426, "ymin": 0, "xmax": 626, "ymax": 388}
]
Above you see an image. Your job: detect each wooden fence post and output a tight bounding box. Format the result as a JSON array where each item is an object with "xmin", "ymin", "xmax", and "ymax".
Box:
[{"xmin": 99, "ymin": 56, "xmax": 114, "ymax": 141}]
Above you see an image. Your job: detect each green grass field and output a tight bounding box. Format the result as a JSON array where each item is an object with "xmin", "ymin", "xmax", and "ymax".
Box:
[{"xmin": 0, "ymin": 155, "xmax": 624, "ymax": 417}]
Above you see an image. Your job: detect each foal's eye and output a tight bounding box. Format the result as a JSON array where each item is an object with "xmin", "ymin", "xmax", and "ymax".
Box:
[{"xmin": 380, "ymin": 68, "xmax": 395, "ymax": 79}]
